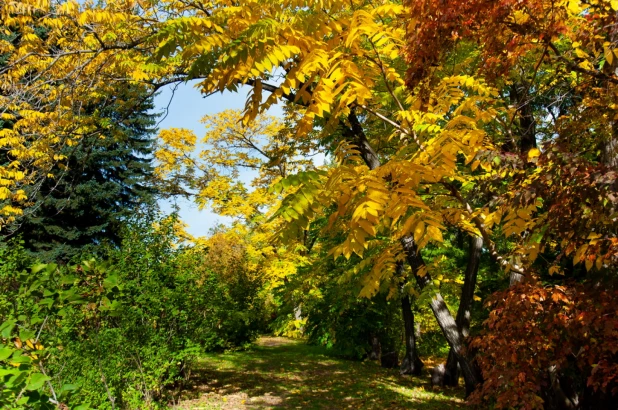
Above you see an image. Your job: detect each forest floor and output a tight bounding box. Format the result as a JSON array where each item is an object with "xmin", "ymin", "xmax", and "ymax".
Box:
[{"xmin": 174, "ymin": 336, "xmax": 467, "ymax": 409}]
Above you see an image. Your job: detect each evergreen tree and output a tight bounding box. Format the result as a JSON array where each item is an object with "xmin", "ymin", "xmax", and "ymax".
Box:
[
  {"xmin": 1, "ymin": 24, "xmax": 158, "ymax": 261},
  {"xmin": 15, "ymin": 90, "xmax": 159, "ymax": 262}
]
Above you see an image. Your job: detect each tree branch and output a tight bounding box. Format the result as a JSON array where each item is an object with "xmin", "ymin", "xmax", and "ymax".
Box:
[
  {"xmin": 547, "ymin": 41, "xmax": 618, "ymax": 85},
  {"xmin": 442, "ymin": 181, "xmax": 525, "ymax": 276}
]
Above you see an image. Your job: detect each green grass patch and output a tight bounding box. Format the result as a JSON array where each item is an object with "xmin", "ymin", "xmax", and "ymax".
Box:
[{"xmin": 175, "ymin": 337, "xmax": 466, "ymax": 409}]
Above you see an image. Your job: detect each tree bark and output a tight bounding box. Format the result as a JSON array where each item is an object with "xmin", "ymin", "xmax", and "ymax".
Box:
[
  {"xmin": 379, "ymin": 333, "xmax": 399, "ymax": 368},
  {"xmin": 400, "ymin": 277, "xmax": 424, "ymax": 375},
  {"xmin": 506, "ymin": 83, "xmax": 536, "ymax": 285},
  {"xmin": 341, "ymin": 111, "xmax": 382, "ymax": 170},
  {"xmin": 604, "ymin": 120, "xmax": 618, "ymax": 168},
  {"xmin": 400, "ymin": 235, "xmax": 482, "ymax": 395},
  {"xmin": 602, "ymin": 135, "xmax": 618, "ymax": 168},
  {"xmin": 510, "ymin": 83, "xmax": 537, "ymax": 154},
  {"xmin": 505, "ymin": 83, "xmax": 536, "ymax": 285},
  {"xmin": 369, "ymin": 333, "xmax": 380, "ymax": 361},
  {"xmin": 442, "ymin": 235, "xmax": 483, "ymax": 386},
  {"xmin": 397, "ymin": 261, "xmax": 423, "ymax": 375}
]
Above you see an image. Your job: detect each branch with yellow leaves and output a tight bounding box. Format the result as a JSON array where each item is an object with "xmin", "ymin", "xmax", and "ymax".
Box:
[{"xmin": 547, "ymin": 41, "xmax": 618, "ymax": 85}]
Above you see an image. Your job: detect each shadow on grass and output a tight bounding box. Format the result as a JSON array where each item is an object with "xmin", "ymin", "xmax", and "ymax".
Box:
[{"xmin": 176, "ymin": 337, "xmax": 467, "ymax": 409}]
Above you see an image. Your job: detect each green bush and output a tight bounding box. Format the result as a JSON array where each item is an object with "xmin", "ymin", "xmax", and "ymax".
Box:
[{"xmin": 0, "ymin": 215, "xmax": 267, "ymax": 409}]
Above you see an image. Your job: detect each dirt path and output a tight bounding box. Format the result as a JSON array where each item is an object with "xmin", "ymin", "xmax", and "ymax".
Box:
[{"xmin": 174, "ymin": 337, "xmax": 466, "ymax": 409}]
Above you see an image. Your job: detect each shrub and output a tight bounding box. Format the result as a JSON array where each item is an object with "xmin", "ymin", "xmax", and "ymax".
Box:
[
  {"xmin": 0, "ymin": 216, "xmax": 267, "ymax": 409},
  {"xmin": 470, "ymin": 281, "xmax": 618, "ymax": 409}
]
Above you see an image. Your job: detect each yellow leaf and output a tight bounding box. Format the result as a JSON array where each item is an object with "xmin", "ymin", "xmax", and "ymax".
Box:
[
  {"xmin": 414, "ymin": 221, "xmax": 425, "ymax": 242},
  {"xmin": 366, "ymin": 200, "xmax": 384, "ymax": 211},
  {"xmin": 587, "ymin": 232, "xmax": 601, "ymax": 240},
  {"xmin": 358, "ymin": 220, "xmax": 376, "ymax": 236},
  {"xmin": 612, "ymin": 0, "xmax": 618, "ymax": 11},
  {"xmin": 573, "ymin": 244, "xmax": 588, "ymax": 265},
  {"xmin": 527, "ymin": 148, "xmax": 541, "ymax": 160},
  {"xmin": 585, "ymin": 257, "xmax": 593, "ymax": 271},
  {"xmin": 416, "ymin": 266, "xmax": 427, "ymax": 277},
  {"xmin": 426, "ymin": 225, "xmax": 443, "ymax": 242},
  {"xmin": 568, "ymin": 0, "xmax": 581, "ymax": 15},
  {"xmin": 606, "ymin": 47, "xmax": 614, "ymax": 65}
]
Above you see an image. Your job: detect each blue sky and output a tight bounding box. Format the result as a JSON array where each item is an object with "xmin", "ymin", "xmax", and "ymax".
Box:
[{"xmin": 153, "ymin": 81, "xmax": 282, "ymax": 237}]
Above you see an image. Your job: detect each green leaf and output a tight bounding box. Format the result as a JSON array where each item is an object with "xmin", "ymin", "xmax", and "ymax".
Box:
[
  {"xmin": 39, "ymin": 298, "xmax": 55, "ymax": 308},
  {"xmin": 31, "ymin": 263, "xmax": 48, "ymax": 274},
  {"xmin": 268, "ymin": 182, "xmax": 283, "ymax": 194},
  {"xmin": 26, "ymin": 373, "xmax": 51, "ymax": 391},
  {"xmin": 0, "ymin": 320, "xmax": 16, "ymax": 338},
  {"xmin": 7, "ymin": 371, "xmax": 28, "ymax": 388},
  {"xmin": 19, "ymin": 329, "xmax": 36, "ymax": 341},
  {"xmin": 0, "ymin": 346, "xmax": 14, "ymax": 361},
  {"xmin": 16, "ymin": 395, "xmax": 30, "ymax": 405},
  {"xmin": 60, "ymin": 383, "xmax": 79, "ymax": 393},
  {"xmin": 60, "ymin": 275, "xmax": 78, "ymax": 285},
  {"xmin": 0, "ymin": 368, "xmax": 18, "ymax": 377},
  {"xmin": 103, "ymin": 274, "xmax": 119, "ymax": 289},
  {"xmin": 10, "ymin": 353, "xmax": 32, "ymax": 364},
  {"xmin": 62, "ymin": 289, "xmax": 85, "ymax": 304}
]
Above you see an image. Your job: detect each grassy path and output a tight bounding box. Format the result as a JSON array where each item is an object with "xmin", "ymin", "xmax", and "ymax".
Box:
[{"xmin": 175, "ymin": 337, "xmax": 466, "ymax": 409}]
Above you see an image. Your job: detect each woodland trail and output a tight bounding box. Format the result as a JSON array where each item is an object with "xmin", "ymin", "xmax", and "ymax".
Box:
[{"xmin": 175, "ymin": 337, "xmax": 466, "ymax": 410}]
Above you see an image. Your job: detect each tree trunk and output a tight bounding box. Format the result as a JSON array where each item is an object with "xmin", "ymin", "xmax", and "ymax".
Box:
[
  {"xmin": 400, "ymin": 235, "xmax": 482, "ymax": 395},
  {"xmin": 509, "ymin": 270, "xmax": 524, "ymax": 285},
  {"xmin": 397, "ymin": 261, "xmax": 423, "ymax": 375},
  {"xmin": 510, "ymin": 83, "xmax": 537, "ymax": 154},
  {"xmin": 602, "ymin": 135, "xmax": 618, "ymax": 168},
  {"xmin": 400, "ymin": 294, "xmax": 424, "ymax": 375},
  {"xmin": 369, "ymin": 333, "xmax": 380, "ymax": 361},
  {"xmin": 443, "ymin": 235, "xmax": 483, "ymax": 386},
  {"xmin": 604, "ymin": 119, "xmax": 618, "ymax": 168},
  {"xmin": 501, "ymin": 83, "xmax": 536, "ymax": 286},
  {"xmin": 379, "ymin": 333, "xmax": 399, "ymax": 369},
  {"xmin": 603, "ymin": 13, "xmax": 618, "ymax": 170}
]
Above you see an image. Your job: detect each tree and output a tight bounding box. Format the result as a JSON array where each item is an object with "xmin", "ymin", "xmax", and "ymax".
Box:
[
  {"xmin": 155, "ymin": 108, "xmax": 318, "ymax": 287},
  {"xmin": 404, "ymin": 0, "xmax": 618, "ymax": 404},
  {"xmin": 155, "ymin": 108, "xmax": 317, "ymax": 220},
  {"xmin": 13, "ymin": 87, "xmax": 158, "ymax": 261}
]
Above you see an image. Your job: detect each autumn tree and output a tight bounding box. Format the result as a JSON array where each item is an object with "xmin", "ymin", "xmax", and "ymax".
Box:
[
  {"xmin": 155, "ymin": 108, "xmax": 317, "ymax": 220},
  {"xmin": 404, "ymin": 0, "xmax": 618, "ymax": 405},
  {"xmin": 155, "ymin": 108, "xmax": 318, "ymax": 288}
]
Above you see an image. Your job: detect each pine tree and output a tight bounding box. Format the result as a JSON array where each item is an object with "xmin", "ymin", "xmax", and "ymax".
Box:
[
  {"xmin": 15, "ymin": 90, "xmax": 158, "ymax": 262},
  {"xmin": 0, "ymin": 21, "xmax": 158, "ymax": 261}
]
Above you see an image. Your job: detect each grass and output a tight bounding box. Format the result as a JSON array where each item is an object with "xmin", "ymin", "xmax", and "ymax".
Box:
[{"xmin": 174, "ymin": 337, "xmax": 467, "ymax": 409}]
